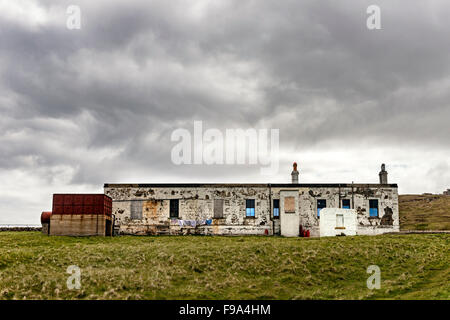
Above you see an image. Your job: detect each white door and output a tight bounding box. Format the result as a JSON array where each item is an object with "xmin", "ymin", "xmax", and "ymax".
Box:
[{"xmin": 280, "ymin": 190, "xmax": 299, "ymax": 237}]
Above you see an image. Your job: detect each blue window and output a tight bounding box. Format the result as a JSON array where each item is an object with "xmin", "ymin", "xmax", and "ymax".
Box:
[
  {"xmin": 369, "ymin": 200, "xmax": 379, "ymax": 217},
  {"xmin": 273, "ymin": 199, "xmax": 280, "ymax": 218},
  {"xmin": 317, "ymin": 199, "xmax": 326, "ymax": 217},
  {"xmin": 342, "ymin": 199, "xmax": 351, "ymax": 209},
  {"xmin": 246, "ymin": 199, "xmax": 255, "ymax": 217}
]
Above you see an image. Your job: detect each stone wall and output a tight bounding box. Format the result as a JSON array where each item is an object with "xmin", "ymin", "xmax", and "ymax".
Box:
[
  {"xmin": 104, "ymin": 183, "xmax": 399, "ymax": 236},
  {"xmin": 269, "ymin": 185, "xmax": 399, "ymax": 237},
  {"xmin": 105, "ymin": 185, "xmax": 273, "ymax": 236}
]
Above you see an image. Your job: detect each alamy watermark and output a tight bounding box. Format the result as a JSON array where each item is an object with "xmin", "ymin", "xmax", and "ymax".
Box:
[
  {"xmin": 66, "ymin": 5, "xmax": 81, "ymax": 30},
  {"xmin": 171, "ymin": 121, "xmax": 279, "ymax": 175},
  {"xmin": 366, "ymin": 265, "xmax": 381, "ymax": 289},
  {"xmin": 66, "ymin": 265, "xmax": 81, "ymax": 290},
  {"xmin": 65, "ymin": 5, "xmax": 379, "ymax": 32},
  {"xmin": 367, "ymin": 5, "xmax": 381, "ymax": 30}
]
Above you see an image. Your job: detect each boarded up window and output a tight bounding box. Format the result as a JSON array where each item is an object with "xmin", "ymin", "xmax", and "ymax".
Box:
[
  {"xmin": 170, "ymin": 199, "xmax": 179, "ymax": 218},
  {"xmin": 214, "ymin": 199, "xmax": 224, "ymax": 218},
  {"xmin": 284, "ymin": 197, "xmax": 295, "ymax": 213},
  {"xmin": 130, "ymin": 201, "xmax": 143, "ymax": 220}
]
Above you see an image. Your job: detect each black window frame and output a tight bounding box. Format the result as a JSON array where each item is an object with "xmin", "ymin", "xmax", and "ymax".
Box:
[
  {"xmin": 170, "ymin": 199, "xmax": 179, "ymax": 218},
  {"xmin": 317, "ymin": 199, "xmax": 326, "ymax": 217},
  {"xmin": 273, "ymin": 199, "xmax": 280, "ymax": 218},
  {"xmin": 369, "ymin": 199, "xmax": 379, "ymax": 217},
  {"xmin": 245, "ymin": 199, "xmax": 256, "ymax": 217},
  {"xmin": 342, "ymin": 199, "xmax": 351, "ymax": 209}
]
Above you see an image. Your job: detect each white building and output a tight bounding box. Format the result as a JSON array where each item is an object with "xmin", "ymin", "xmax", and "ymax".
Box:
[{"xmin": 105, "ymin": 164, "xmax": 399, "ymax": 237}]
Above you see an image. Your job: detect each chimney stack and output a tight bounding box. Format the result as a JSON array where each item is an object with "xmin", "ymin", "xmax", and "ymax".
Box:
[
  {"xmin": 379, "ymin": 163, "xmax": 388, "ymax": 184},
  {"xmin": 291, "ymin": 162, "xmax": 299, "ymax": 184}
]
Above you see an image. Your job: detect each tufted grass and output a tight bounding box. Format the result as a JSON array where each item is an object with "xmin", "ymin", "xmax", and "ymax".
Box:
[
  {"xmin": 399, "ymin": 194, "xmax": 450, "ymax": 230},
  {"xmin": 0, "ymin": 232, "xmax": 448, "ymax": 300}
]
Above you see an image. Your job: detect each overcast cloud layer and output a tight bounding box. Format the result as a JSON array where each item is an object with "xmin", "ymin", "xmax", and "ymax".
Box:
[{"xmin": 1, "ymin": 0, "xmax": 449, "ymax": 224}]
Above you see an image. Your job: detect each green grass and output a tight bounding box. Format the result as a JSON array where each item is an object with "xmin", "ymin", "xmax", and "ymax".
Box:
[
  {"xmin": 400, "ymin": 195, "xmax": 450, "ymax": 230},
  {"xmin": 0, "ymin": 232, "xmax": 448, "ymax": 300}
]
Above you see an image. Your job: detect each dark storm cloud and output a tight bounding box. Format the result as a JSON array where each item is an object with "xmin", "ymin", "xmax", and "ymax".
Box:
[{"xmin": 0, "ymin": 0, "xmax": 449, "ymax": 223}]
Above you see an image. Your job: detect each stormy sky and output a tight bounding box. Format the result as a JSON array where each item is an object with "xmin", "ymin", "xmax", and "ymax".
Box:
[{"xmin": 1, "ymin": 0, "xmax": 449, "ymax": 224}]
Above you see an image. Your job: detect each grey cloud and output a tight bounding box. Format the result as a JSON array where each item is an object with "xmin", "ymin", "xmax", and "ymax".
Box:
[{"xmin": 0, "ymin": 0, "xmax": 449, "ymax": 223}]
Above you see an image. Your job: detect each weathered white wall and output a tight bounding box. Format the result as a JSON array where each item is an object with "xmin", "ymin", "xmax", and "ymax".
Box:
[
  {"xmin": 104, "ymin": 184, "xmax": 399, "ymax": 236},
  {"xmin": 319, "ymin": 208, "xmax": 357, "ymax": 237},
  {"xmin": 270, "ymin": 185, "xmax": 399, "ymax": 237},
  {"xmin": 105, "ymin": 185, "xmax": 273, "ymax": 236}
]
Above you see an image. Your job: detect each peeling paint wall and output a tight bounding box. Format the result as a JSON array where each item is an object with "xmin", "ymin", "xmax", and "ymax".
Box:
[
  {"xmin": 104, "ymin": 184, "xmax": 399, "ymax": 236},
  {"xmin": 105, "ymin": 186, "xmax": 273, "ymax": 236},
  {"xmin": 270, "ymin": 186, "xmax": 399, "ymax": 237}
]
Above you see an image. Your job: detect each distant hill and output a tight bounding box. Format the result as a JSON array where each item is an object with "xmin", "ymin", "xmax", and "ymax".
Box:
[{"xmin": 399, "ymin": 194, "xmax": 450, "ymax": 230}]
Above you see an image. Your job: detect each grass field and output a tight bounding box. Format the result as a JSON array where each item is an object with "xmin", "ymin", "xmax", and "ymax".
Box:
[
  {"xmin": 0, "ymin": 232, "xmax": 448, "ymax": 300},
  {"xmin": 399, "ymin": 195, "xmax": 450, "ymax": 230}
]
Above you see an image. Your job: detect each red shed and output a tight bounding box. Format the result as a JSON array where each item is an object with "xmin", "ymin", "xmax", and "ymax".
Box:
[{"xmin": 50, "ymin": 194, "xmax": 112, "ymax": 236}]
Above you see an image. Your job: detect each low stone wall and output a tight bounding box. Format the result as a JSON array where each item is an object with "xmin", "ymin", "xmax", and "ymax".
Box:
[{"xmin": 0, "ymin": 227, "xmax": 42, "ymax": 232}]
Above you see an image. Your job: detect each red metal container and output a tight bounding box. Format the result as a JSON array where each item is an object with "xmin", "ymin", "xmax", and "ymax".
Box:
[
  {"xmin": 53, "ymin": 206, "xmax": 63, "ymax": 215},
  {"xmin": 84, "ymin": 195, "xmax": 94, "ymax": 206},
  {"xmin": 53, "ymin": 195, "xmax": 64, "ymax": 206},
  {"xmin": 63, "ymin": 206, "xmax": 73, "ymax": 214},
  {"xmin": 94, "ymin": 195, "xmax": 103, "ymax": 206},
  {"xmin": 63, "ymin": 195, "xmax": 73, "ymax": 205},
  {"xmin": 74, "ymin": 195, "xmax": 84, "ymax": 206},
  {"xmin": 41, "ymin": 211, "xmax": 52, "ymax": 224},
  {"xmin": 83, "ymin": 206, "xmax": 94, "ymax": 214},
  {"xmin": 73, "ymin": 206, "xmax": 84, "ymax": 214},
  {"xmin": 52, "ymin": 194, "xmax": 112, "ymax": 216}
]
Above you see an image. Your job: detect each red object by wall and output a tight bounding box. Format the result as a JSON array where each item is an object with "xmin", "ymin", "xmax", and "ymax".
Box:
[
  {"xmin": 52, "ymin": 194, "xmax": 112, "ymax": 216},
  {"xmin": 41, "ymin": 211, "xmax": 52, "ymax": 224}
]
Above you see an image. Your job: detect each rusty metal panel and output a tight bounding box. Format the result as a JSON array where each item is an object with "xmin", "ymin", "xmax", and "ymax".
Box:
[
  {"xmin": 84, "ymin": 195, "xmax": 94, "ymax": 206},
  {"xmin": 73, "ymin": 205, "xmax": 84, "ymax": 214},
  {"xmin": 63, "ymin": 206, "xmax": 73, "ymax": 215},
  {"xmin": 284, "ymin": 196, "xmax": 295, "ymax": 213},
  {"xmin": 53, "ymin": 205, "xmax": 63, "ymax": 215},
  {"xmin": 94, "ymin": 195, "xmax": 104, "ymax": 206},
  {"xmin": 83, "ymin": 206, "xmax": 94, "ymax": 215},
  {"xmin": 53, "ymin": 195, "xmax": 64, "ymax": 206},
  {"xmin": 74, "ymin": 195, "xmax": 84, "ymax": 206},
  {"xmin": 93, "ymin": 206, "xmax": 103, "ymax": 215},
  {"xmin": 63, "ymin": 195, "xmax": 73, "ymax": 205}
]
